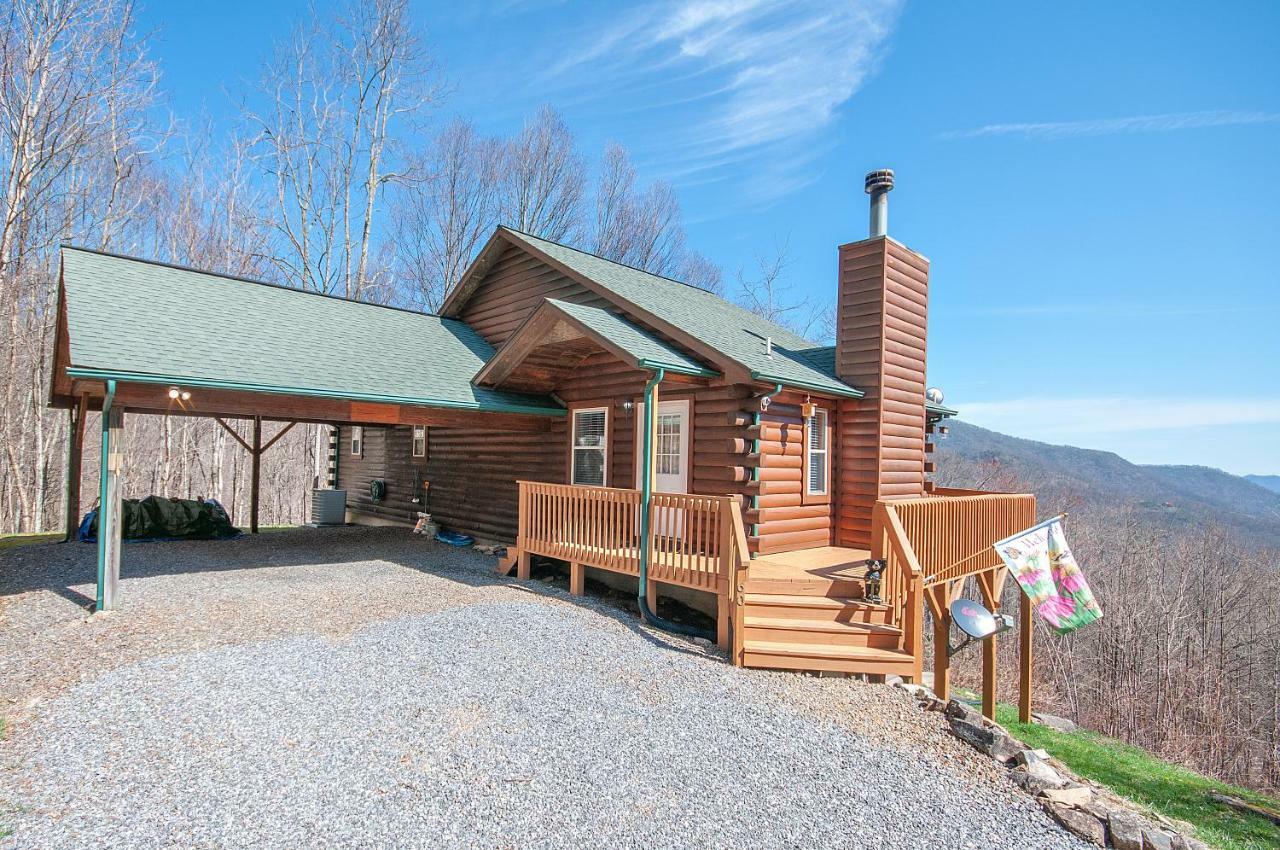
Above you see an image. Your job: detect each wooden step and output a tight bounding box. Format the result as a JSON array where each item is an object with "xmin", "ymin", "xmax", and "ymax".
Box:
[
  {"xmin": 741, "ymin": 576, "xmax": 866, "ymax": 598},
  {"xmin": 741, "ymin": 593, "xmax": 893, "ymax": 624},
  {"xmin": 496, "ymin": 553, "xmax": 517, "ymax": 576},
  {"xmin": 742, "ymin": 615, "xmax": 902, "ymax": 650},
  {"xmin": 741, "ymin": 640, "xmax": 917, "ymax": 676}
]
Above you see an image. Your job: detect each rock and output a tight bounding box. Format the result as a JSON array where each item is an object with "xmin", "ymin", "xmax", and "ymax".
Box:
[
  {"xmin": 1142, "ymin": 828, "xmax": 1174, "ymax": 850},
  {"xmin": 1042, "ymin": 786, "xmax": 1094, "ymax": 808},
  {"xmin": 692, "ymin": 637, "xmax": 712, "ymax": 648},
  {"xmin": 1015, "ymin": 748, "xmax": 1052, "ymax": 767},
  {"xmin": 1033, "ymin": 712, "xmax": 1077, "ymax": 733},
  {"xmin": 885, "ymin": 674, "xmax": 904, "ymax": 686},
  {"xmin": 1009, "ymin": 760, "xmax": 1066, "ymax": 794},
  {"xmin": 945, "ymin": 699, "xmax": 983, "ymax": 726},
  {"xmin": 949, "ymin": 717, "xmax": 1021, "ymax": 764},
  {"xmin": 1043, "ymin": 800, "xmax": 1107, "ymax": 846},
  {"xmin": 1170, "ymin": 835, "xmax": 1209, "ymax": 850},
  {"xmin": 1107, "ymin": 811, "xmax": 1145, "ymax": 850}
]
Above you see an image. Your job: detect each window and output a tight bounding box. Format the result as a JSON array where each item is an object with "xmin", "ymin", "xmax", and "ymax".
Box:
[
  {"xmin": 571, "ymin": 408, "xmax": 608, "ymax": 486},
  {"xmin": 351, "ymin": 426, "xmax": 363, "ymax": 457},
  {"xmin": 656, "ymin": 413, "xmax": 682, "ymax": 476},
  {"xmin": 805, "ymin": 409, "xmax": 829, "ymax": 497},
  {"xmin": 412, "ymin": 425, "xmax": 426, "ymax": 458}
]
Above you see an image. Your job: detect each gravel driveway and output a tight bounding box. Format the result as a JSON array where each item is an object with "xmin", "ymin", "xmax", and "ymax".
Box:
[{"xmin": 0, "ymin": 527, "xmax": 1088, "ymax": 849}]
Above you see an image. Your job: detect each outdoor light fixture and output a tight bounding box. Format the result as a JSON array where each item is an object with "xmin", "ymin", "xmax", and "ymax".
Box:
[
  {"xmin": 167, "ymin": 386, "xmax": 192, "ymax": 401},
  {"xmin": 621, "ymin": 399, "xmax": 634, "ymax": 413},
  {"xmin": 801, "ymin": 396, "xmax": 816, "ymax": 419},
  {"xmin": 168, "ymin": 386, "xmax": 180, "ymax": 399},
  {"xmin": 181, "ymin": 390, "xmax": 191, "ymax": 401},
  {"xmin": 947, "ymin": 598, "xmax": 1014, "ymax": 658},
  {"xmin": 937, "ymin": 425, "xmax": 949, "ymax": 440}
]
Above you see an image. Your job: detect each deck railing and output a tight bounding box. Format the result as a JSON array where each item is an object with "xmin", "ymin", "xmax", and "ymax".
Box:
[
  {"xmin": 872, "ymin": 490, "xmax": 1037, "ymax": 679},
  {"xmin": 516, "ymin": 481, "xmax": 745, "ymax": 593},
  {"xmin": 889, "ymin": 492, "xmax": 1037, "ymax": 587}
]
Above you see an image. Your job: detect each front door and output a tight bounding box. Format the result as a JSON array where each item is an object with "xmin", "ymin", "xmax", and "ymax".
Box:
[{"xmin": 636, "ymin": 399, "xmax": 690, "ymax": 537}]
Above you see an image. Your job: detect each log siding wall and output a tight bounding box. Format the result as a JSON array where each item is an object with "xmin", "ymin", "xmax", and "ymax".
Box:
[{"xmin": 337, "ymin": 426, "xmax": 425, "ymax": 525}]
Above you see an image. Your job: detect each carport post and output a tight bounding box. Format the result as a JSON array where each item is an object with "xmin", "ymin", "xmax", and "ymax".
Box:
[
  {"xmin": 250, "ymin": 416, "xmax": 261, "ymax": 534},
  {"xmin": 64, "ymin": 394, "xmax": 88, "ymax": 542},
  {"xmin": 96, "ymin": 381, "xmax": 125, "ymax": 611}
]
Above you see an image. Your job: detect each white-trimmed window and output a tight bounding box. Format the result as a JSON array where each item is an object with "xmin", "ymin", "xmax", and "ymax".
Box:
[
  {"xmin": 351, "ymin": 426, "xmax": 364, "ymax": 457},
  {"xmin": 571, "ymin": 408, "xmax": 608, "ymax": 486},
  {"xmin": 805, "ymin": 409, "xmax": 829, "ymax": 497},
  {"xmin": 412, "ymin": 425, "xmax": 426, "ymax": 458}
]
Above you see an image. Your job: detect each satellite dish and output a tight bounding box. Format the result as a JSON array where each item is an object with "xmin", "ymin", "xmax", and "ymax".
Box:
[
  {"xmin": 926, "ymin": 387, "xmax": 944, "ymax": 405},
  {"xmin": 947, "ymin": 598, "xmax": 1014, "ymax": 657}
]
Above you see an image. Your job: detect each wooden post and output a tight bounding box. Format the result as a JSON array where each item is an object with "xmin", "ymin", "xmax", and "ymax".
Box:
[
  {"xmin": 64, "ymin": 394, "xmax": 88, "ymax": 542},
  {"xmin": 97, "ymin": 391, "xmax": 124, "ymax": 611},
  {"xmin": 569, "ymin": 561, "xmax": 585, "ymax": 595},
  {"xmin": 977, "ymin": 570, "xmax": 1006, "ymax": 722},
  {"xmin": 1019, "ymin": 589, "xmax": 1034, "ymax": 722},
  {"xmin": 646, "ymin": 576, "xmax": 659, "ymax": 616},
  {"xmin": 517, "ymin": 550, "xmax": 531, "ymax": 580},
  {"xmin": 250, "ymin": 416, "xmax": 262, "ymax": 534},
  {"xmin": 933, "ymin": 606, "xmax": 952, "ymax": 701},
  {"xmin": 716, "ymin": 592, "xmax": 730, "ymax": 650}
]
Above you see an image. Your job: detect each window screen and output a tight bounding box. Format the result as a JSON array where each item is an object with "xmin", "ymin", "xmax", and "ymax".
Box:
[
  {"xmin": 351, "ymin": 426, "xmax": 363, "ymax": 457},
  {"xmin": 572, "ymin": 409, "xmax": 607, "ymax": 486},
  {"xmin": 412, "ymin": 425, "xmax": 426, "ymax": 458},
  {"xmin": 807, "ymin": 410, "xmax": 828, "ymax": 494}
]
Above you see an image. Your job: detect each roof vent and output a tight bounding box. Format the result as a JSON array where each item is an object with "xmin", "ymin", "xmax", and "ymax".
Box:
[
  {"xmin": 765, "ymin": 336, "xmax": 773, "ymax": 357},
  {"xmin": 865, "ymin": 168, "xmax": 894, "ymax": 238}
]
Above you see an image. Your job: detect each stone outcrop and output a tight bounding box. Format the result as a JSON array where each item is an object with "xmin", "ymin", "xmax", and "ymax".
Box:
[{"xmin": 889, "ymin": 681, "xmax": 1211, "ymax": 850}]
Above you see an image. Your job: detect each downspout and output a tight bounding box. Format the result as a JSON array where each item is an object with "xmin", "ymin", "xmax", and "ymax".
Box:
[
  {"xmin": 637, "ymin": 367, "xmax": 714, "ymax": 641},
  {"xmin": 751, "ymin": 384, "xmax": 784, "ymax": 543},
  {"xmin": 96, "ymin": 379, "xmax": 116, "ymax": 612}
]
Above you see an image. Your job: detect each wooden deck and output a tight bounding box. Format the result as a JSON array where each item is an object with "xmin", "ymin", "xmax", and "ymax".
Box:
[{"xmin": 747, "ymin": 546, "xmax": 872, "ymax": 596}]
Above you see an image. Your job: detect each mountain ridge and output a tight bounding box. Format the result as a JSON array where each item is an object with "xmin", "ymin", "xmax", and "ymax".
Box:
[{"xmin": 933, "ymin": 421, "xmax": 1280, "ymax": 546}]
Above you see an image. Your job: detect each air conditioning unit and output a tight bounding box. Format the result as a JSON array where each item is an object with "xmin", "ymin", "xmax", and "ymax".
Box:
[{"xmin": 311, "ymin": 489, "xmax": 347, "ymax": 525}]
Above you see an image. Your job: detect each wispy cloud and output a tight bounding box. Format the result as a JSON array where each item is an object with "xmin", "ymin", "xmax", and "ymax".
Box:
[
  {"xmin": 959, "ymin": 397, "xmax": 1280, "ymax": 438},
  {"xmin": 532, "ymin": 0, "xmax": 903, "ymax": 206},
  {"xmin": 941, "ymin": 109, "xmax": 1280, "ymax": 141}
]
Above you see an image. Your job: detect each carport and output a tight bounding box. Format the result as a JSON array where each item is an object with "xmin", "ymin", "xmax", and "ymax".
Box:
[{"xmin": 49, "ymin": 246, "xmax": 564, "ymax": 610}]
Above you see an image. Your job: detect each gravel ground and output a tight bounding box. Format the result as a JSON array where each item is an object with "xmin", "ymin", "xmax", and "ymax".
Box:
[{"xmin": 0, "ymin": 527, "xmax": 1089, "ymax": 849}]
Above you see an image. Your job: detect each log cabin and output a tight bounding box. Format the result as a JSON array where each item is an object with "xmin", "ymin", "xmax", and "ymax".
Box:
[{"xmin": 48, "ymin": 170, "xmax": 1037, "ymax": 718}]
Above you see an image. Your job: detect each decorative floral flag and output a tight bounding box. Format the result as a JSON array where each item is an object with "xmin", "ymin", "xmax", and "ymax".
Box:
[{"xmin": 995, "ymin": 518, "xmax": 1102, "ymax": 634}]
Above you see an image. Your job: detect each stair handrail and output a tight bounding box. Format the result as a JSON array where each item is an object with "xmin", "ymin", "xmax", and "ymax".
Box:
[{"xmin": 873, "ymin": 501, "xmax": 925, "ymax": 681}]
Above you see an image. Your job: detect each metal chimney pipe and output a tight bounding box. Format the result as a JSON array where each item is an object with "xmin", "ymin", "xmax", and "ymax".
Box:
[{"xmin": 865, "ymin": 169, "xmax": 895, "ymax": 238}]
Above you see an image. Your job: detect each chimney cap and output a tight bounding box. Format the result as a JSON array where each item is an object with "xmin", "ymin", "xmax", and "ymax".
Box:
[{"xmin": 865, "ymin": 169, "xmax": 895, "ymax": 194}]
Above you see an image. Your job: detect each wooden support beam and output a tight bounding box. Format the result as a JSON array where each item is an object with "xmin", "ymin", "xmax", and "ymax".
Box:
[
  {"xmin": 260, "ymin": 420, "xmax": 297, "ymax": 453},
  {"xmin": 97, "ymin": 398, "xmax": 124, "ymax": 611},
  {"xmin": 716, "ymin": 592, "xmax": 730, "ymax": 651},
  {"xmin": 516, "ymin": 550, "xmax": 531, "ymax": 580},
  {"xmin": 250, "ymin": 416, "xmax": 262, "ymax": 534},
  {"xmin": 977, "ymin": 570, "xmax": 1007, "ymax": 722},
  {"xmin": 569, "ymin": 561, "xmax": 585, "ymax": 595},
  {"xmin": 1019, "ymin": 589, "xmax": 1033, "ymax": 723},
  {"xmin": 63, "ymin": 394, "xmax": 88, "ymax": 542},
  {"xmin": 213, "ymin": 416, "xmax": 252, "ymax": 452},
  {"xmin": 933, "ymin": 607, "xmax": 952, "ymax": 702}
]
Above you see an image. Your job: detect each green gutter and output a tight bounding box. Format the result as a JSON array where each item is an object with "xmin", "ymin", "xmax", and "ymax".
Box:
[
  {"xmin": 636, "ymin": 368, "xmax": 714, "ymax": 641},
  {"xmin": 64, "ymin": 367, "xmax": 567, "ymax": 417},
  {"xmin": 636, "ymin": 358, "xmax": 718, "ymax": 378},
  {"xmin": 749, "ymin": 371, "xmax": 865, "ymax": 399},
  {"xmin": 926, "ymin": 402, "xmax": 958, "ymax": 417},
  {"xmin": 95, "ymin": 379, "xmax": 116, "ymax": 612}
]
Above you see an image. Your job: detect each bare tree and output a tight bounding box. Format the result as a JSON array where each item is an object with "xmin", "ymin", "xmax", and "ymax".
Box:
[
  {"xmin": 244, "ymin": 0, "xmax": 435, "ymax": 300},
  {"xmin": 390, "ymin": 119, "xmax": 500, "ymax": 311},
  {"xmin": 499, "ymin": 105, "xmax": 584, "ymax": 242},
  {"xmin": 733, "ymin": 238, "xmax": 825, "ymax": 339}
]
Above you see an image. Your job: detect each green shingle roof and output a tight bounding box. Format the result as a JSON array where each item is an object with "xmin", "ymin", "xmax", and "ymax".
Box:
[
  {"xmin": 502, "ymin": 228, "xmax": 864, "ymax": 399},
  {"xmin": 59, "ymin": 247, "xmax": 563, "ymax": 415},
  {"xmin": 544, "ymin": 299, "xmax": 715, "ymax": 377}
]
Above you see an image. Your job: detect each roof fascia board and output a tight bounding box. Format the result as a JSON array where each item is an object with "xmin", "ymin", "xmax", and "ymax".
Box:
[
  {"xmin": 749, "ymin": 371, "xmax": 866, "ymax": 400},
  {"xmin": 63, "ymin": 366, "xmax": 566, "ymax": 417},
  {"xmin": 440, "ymin": 227, "xmax": 510, "ymax": 317}
]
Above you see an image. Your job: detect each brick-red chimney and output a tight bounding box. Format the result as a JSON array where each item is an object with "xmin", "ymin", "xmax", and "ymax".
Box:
[{"xmin": 834, "ymin": 169, "xmax": 930, "ymax": 548}]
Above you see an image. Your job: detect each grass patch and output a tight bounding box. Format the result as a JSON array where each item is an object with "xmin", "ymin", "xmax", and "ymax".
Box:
[
  {"xmin": 996, "ymin": 705, "xmax": 1280, "ymax": 850},
  {"xmin": 0, "ymin": 532, "xmax": 61, "ymax": 551}
]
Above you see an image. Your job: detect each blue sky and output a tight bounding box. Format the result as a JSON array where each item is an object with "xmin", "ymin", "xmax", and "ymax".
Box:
[{"xmin": 138, "ymin": 1, "xmax": 1280, "ymax": 475}]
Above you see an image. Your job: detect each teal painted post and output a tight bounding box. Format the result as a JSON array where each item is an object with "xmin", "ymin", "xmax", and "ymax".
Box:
[
  {"xmin": 750, "ymin": 384, "xmax": 783, "ymax": 544},
  {"xmin": 96, "ymin": 381, "xmax": 124, "ymax": 611}
]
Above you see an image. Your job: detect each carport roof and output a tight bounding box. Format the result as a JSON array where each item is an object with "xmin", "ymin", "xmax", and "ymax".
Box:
[{"xmin": 57, "ymin": 246, "xmax": 564, "ymax": 416}]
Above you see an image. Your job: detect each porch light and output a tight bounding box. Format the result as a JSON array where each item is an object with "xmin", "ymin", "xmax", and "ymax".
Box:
[
  {"xmin": 181, "ymin": 390, "xmax": 191, "ymax": 401},
  {"xmin": 621, "ymin": 399, "xmax": 634, "ymax": 413},
  {"xmin": 168, "ymin": 386, "xmax": 180, "ymax": 399}
]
